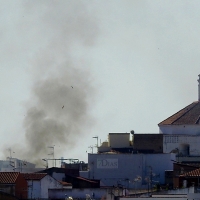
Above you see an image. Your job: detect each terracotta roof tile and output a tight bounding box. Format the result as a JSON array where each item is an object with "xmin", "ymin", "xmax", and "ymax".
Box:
[
  {"xmin": 59, "ymin": 181, "xmax": 72, "ymax": 186},
  {"xmin": 181, "ymin": 168, "xmax": 200, "ymax": 177},
  {"xmin": 76, "ymin": 176, "xmax": 98, "ymax": 183},
  {"xmin": 159, "ymin": 101, "xmax": 200, "ymax": 125},
  {"xmin": 0, "ymin": 172, "xmax": 20, "ymax": 184},
  {"xmin": 22, "ymin": 173, "xmax": 47, "ymax": 180}
]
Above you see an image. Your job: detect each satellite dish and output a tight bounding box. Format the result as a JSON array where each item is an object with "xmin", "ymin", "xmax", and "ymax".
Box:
[{"xmin": 130, "ymin": 130, "xmax": 134, "ymax": 135}]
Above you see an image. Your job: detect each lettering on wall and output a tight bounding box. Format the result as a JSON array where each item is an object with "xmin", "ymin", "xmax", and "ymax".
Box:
[{"xmin": 97, "ymin": 159, "xmax": 118, "ymax": 169}]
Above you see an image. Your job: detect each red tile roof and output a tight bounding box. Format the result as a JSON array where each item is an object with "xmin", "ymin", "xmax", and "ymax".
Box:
[
  {"xmin": 59, "ymin": 181, "xmax": 72, "ymax": 186},
  {"xmin": 159, "ymin": 101, "xmax": 200, "ymax": 125},
  {"xmin": 181, "ymin": 168, "xmax": 200, "ymax": 177},
  {"xmin": 0, "ymin": 172, "xmax": 20, "ymax": 184},
  {"xmin": 76, "ymin": 176, "xmax": 99, "ymax": 183},
  {"xmin": 22, "ymin": 173, "xmax": 47, "ymax": 180}
]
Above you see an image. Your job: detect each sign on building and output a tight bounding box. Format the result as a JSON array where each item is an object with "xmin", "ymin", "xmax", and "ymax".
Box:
[{"xmin": 97, "ymin": 159, "xmax": 118, "ymax": 169}]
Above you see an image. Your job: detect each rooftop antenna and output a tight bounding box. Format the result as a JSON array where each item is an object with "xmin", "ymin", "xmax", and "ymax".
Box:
[
  {"xmin": 198, "ymin": 75, "xmax": 200, "ymax": 101},
  {"xmin": 48, "ymin": 145, "xmax": 55, "ymax": 167},
  {"xmin": 93, "ymin": 136, "xmax": 98, "ymax": 152},
  {"xmin": 8, "ymin": 148, "xmax": 15, "ymax": 159},
  {"xmin": 88, "ymin": 146, "xmax": 94, "ymax": 153}
]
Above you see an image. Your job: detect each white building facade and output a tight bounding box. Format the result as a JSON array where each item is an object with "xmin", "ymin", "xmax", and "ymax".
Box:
[
  {"xmin": 158, "ymin": 75, "xmax": 200, "ymax": 162},
  {"xmin": 85, "ymin": 153, "xmax": 175, "ymax": 189},
  {"xmin": 0, "ymin": 158, "xmax": 39, "ymax": 172},
  {"xmin": 163, "ymin": 134, "xmax": 200, "ymax": 156},
  {"xmin": 23, "ymin": 173, "xmax": 63, "ymax": 199}
]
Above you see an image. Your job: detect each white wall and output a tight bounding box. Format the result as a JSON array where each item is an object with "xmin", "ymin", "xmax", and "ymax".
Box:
[
  {"xmin": 119, "ymin": 188, "xmax": 196, "ymax": 200},
  {"xmin": 80, "ymin": 170, "xmax": 89, "ymax": 179},
  {"xmin": 88, "ymin": 153, "xmax": 143, "ymax": 188},
  {"xmin": 49, "ymin": 188, "xmax": 107, "ymax": 199},
  {"xmin": 27, "ymin": 180, "xmax": 41, "ymax": 199},
  {"xmin": 0, "ymin": 158, "xmax": 43, "ymax": 172},
  {"xmin": 166, "ymin": 186, "xmax": 195, "ymax": 194},
  {"xmin": 159, "ymin": 125, "xmax": 200, "ymax": 135},
  {"xmin": 49, "ymin": 187, "xmax": 196, "ymax": 200},
  {"xmin": 27, "ymin": 175, "xmax": 63, "ymax": 199},
  {"xmin": 120, "ymin": 197, "xmax": 187, "ymax": 200},
  {"xmin": 41, "ymin": 175, "xmax": 63, "ymax": 198},
  {"xmin": 163, "ymin": 134, "xmax": 200, "ymax": 156},
  {"xmin": 145, "ymin": 154, "xmax": 175, "ymax": 185},
  {"xmin": 87, "ymin": 153, "xmax": 175, "ymax": 188}
]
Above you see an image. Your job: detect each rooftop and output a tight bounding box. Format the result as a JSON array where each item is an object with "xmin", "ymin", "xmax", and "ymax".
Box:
[
  {"xmin": 181, "ymin": 168, "xmax": 200, "ymax": 177},
  {"xmin": 22, "ymin": 173, "xmax": 47, "ymax": 180},
  {"xmin": 159, "ymin": 101, "xmax": 200, "ymax": 125},
  {"xmin": 0, "ymin": 172, "xmax": 20, "ymax": 184}
]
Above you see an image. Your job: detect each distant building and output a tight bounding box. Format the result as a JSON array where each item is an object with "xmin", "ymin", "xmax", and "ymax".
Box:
[
  {"xmin": 159, "ymin": 103, "xmax": 200, "ymax": 135},
  {"xmin": 0, "ymin": 157, "xmax": 43, "ymax": 173},
  {"xmin": 81, "ymin": 132, "xmax": 175, "ymax": 188},
  {"xmin": 86, "ymin": 151, "xmax": 174, "ymax": 188},
  {"xmin": 158, "ymin": 75, "xmax": 200, "ymax": 162},
  {"xmin": 0, "ymin": 172, "xmax": 27, "ymax": 199},
  {"xmin": 133, "ymin": 133, "xmax": 163, "ymax": 153},
  {"xmin": 85, "ymin": 76, "xmax": 200, "ymax": 189},
  {"xmin": 22, "ymin": 173, "xmax": 63, "ymax": 199},
  {"xmin": 98, "ymin": 133, "xmax": 133, "ymax": 153},
  {"xmin": 38, "ymin": 167, "xmax": 100, "ymax": 189}
]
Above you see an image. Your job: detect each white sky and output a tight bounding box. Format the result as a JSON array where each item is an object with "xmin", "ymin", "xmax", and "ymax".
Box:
[{"xmin": 0, "ymin": 1, "xmax": 200, "ymax": 164}]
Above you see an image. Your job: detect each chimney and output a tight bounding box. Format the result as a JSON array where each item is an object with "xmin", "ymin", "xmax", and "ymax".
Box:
[{"xmin": 198, "ymin": 75, "xmax": 200, "ymax": 101}]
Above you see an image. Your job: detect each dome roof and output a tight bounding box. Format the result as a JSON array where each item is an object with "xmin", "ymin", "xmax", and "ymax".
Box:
[{"xmin": 158, "ymin": 101, "xmax": 200, "ymax": 125}]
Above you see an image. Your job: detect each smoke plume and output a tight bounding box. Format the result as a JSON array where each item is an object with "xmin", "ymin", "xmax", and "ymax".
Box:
[
  {"xmin": 7, "ymin": 1, "xmax": 98, "ymax": 165},
  {"xmin": 23, "ymin": 64, "xmax": 95, "ymax": 165}
]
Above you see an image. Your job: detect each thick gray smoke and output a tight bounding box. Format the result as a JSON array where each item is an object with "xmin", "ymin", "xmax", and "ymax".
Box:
[
  {"xmin": 7, "ymin": 1, "xmax": 98, "ymax": 165},
  {"xmin": 23, "ymin": 65, "xmax": 95, "ymax": 165}
]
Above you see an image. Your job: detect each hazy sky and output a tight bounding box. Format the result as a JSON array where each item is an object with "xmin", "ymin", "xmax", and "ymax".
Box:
[{"xmin": 0, "ymin": 1, "xmax": 200, "ymax": 164}]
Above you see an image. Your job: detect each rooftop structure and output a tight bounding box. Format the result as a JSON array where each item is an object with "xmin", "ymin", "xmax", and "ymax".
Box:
[
  {"xmin": 22, "ymin": 173, "xmax": 47, "ymax": 180},
  {"xmin": 0, "ymin": 157, "xmax": 41, "ymax": 173},
  {"xmin": 159, "ymin": 75, "xmax": 200, "ymax": 135},
  {"xmin": 159, "ymin": 101, "xmax": 200, "ymax": 126}
]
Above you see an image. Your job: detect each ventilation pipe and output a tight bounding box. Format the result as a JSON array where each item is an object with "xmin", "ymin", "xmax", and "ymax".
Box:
[{"xmin": 130, "ymin": 130, "xmax": 134, "ymax": 146}]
